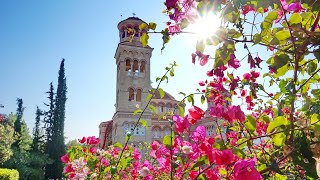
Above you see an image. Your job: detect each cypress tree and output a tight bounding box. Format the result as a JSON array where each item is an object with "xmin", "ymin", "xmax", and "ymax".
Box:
[
  {"xmin": 32, "ymin": 106, "xmax": 43, "ymax": 152},
  {"xmin": 44, "ymin": 82, "xmax": 55, "ymax": 179},
  {"xmin": 45, "ymin": 59, "xmax": 67, "ymax": 179},
  {"xmin": 13, "ymin": 98, "xmax": 24, "ymax": 147}
]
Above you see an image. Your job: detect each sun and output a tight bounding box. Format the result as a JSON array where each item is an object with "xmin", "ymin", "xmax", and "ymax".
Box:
[{"xmin": 187, "ymin": 12, "xmax": 221, "ymax": 42}]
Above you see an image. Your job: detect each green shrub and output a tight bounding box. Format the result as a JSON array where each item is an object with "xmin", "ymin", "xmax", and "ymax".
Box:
[{"xmin": 0, "ymin": 168, "xmax": 19, "ymax": 180}]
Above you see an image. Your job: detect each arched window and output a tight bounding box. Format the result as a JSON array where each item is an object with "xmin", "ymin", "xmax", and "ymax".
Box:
[
  {"xmin": 134, "ymin": 26, "xmax": 139, "ymax": 37},
  {"xmin": 129, "ymin": 88, "xmax": 134, "ymax": 101},
  {"xmin": 123, "ymin": 123, "xmax": 130, "ymax": 135},
  {"xmin": 164, "ymin": 127, "xmax": 171, "ymax": 136},
  {"xmin": 126, "ymin": 59, "xmax": 131, "ymax": 71},
  {"xmin": 206, "ymin": 126, "xmax": 215, "ymax": 137},
  {"xmin": 153, "ymin": 127, "xmax": 160, "ymax": 138},
  {"xmin": 159, "ymin": 103, "xmax": 165, "ymax": 113},
  {"xmin": 140, "ymin": 61, "xmax": 145, "ymax": 73},
  {"xmin": 166, "ymin": 103, "xmax": 172, "ymax": 112},
  {"xmin": 136, "ymin": 89, "xmax": 142, "ymax": 102},
  {"xmin": 133, "ymin": 60, "xmax": 139, "ymax": 72},
  {"xmin": 121, "ymin": 30, "xmax": 125, "ymax": 38}
]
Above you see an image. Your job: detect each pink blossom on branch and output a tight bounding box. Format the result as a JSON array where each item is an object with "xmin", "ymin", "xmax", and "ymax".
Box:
[{"xmin": 234, "ymin": 158, "xmax": 262, "ymax": 180}]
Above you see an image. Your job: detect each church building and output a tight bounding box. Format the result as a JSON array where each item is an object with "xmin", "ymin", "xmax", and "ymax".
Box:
[{"xmin": 98, "ymin": 17, "xmax": 220, "ymax": 149}]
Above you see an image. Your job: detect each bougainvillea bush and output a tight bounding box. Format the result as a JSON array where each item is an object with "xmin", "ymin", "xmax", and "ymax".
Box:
[{"xmin": 63, "ymin": 0, "xmax": 320, "ymax": 179}]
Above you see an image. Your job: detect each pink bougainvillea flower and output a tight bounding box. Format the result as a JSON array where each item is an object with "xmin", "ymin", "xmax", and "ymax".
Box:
[
  {"xmin": 165, "ymin": 0, "xmax": 179, "ymax": 9},
  {"xmin": 200, "ymin": 54, "xmax": 210, "ymax": 66},
  {"xmin": 173, "ymin": 115, "xmax": 190, "ymax": 134},
  {"xmin": 198, "ymin": 81, "xmax": 206, "ymax": 86},
  {"xmin": 243, "ymin": 73, "xmax": 251, "ymax": 81},
  {"xmin": 209, "ymin": 104, "xmax": 224, "ymax": 118},
  {"xmin": 228, "ymin": 54, "xmax": 240, "ymax": 69},
  {"xmin": 151, "ymin": 141, "xmax": 160, "ymax": 151},
  {"xmin": 64, "ymin": 164, "xmax": 74, "ymax": 173},
  {"xmin": 61, "ymin": 153, "xmax": 69, "ymax": 163},
  {"xmin": 192, "ymin": 53, "xmax": 197, "ymax": 64},
  {"xmin": 89, "ymin": 146, "xmax": 96, "ymax": 154},
  {"xmin": 188, "ymin": 106, "xmax": 205, "ymax": 121},
  {"xmin": 225, "ymin": 105, "xmax": 246, "ymax": 123},
  {"xmin": 206, "ymin": 169, "xmax": 219, "ymax": 180},
  {"xmin": 234, "ymin": 158, "xmax": 262, "ymax": 180},
  {"xmin": 230, "ymin": 76, "xmax": 240, "ymax": 91},
  {"xmin": 87, "ymin": 136, "xmax": 99, "ymax": 145},
  {"xmin": 206, "ymin": 69, "xmax": 214, "ymax": 77},
  {"xmin": 240, "ymin": 89, "xmax": 246, "ymax": 97},
  {"xmin": 251, "ymin": 71, "xmax": 260, "ymax": 78},
  {"xmin": 213, "ymin": 66, "xmax": 226, "ymax": 77},
  {"xmin": 190, "ymin": 126, "xmax": 206, "ymax": 142},
  {"xmin": 101, "ymin": 158, "xmax": 109, "ymax": 167},
  {"xmin": 79, "ymin": 137, "xmax": 86, "ymax": 144},
  {"xmin": 214, "ymin": 149, "xmax": 235, "ymax": 165},
  {"xmin": 133, "ymin": 147, "xmax": 141, "ymax": 160},
  {"xmin": 168, "ymin": 24, "xmax": 181, "ymax": 35},
  {"xmin": 242, "ymin": 4, "xmax": 255, "ymax": 15}
]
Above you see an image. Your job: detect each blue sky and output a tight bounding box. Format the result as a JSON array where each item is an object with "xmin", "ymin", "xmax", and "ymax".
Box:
[
  {"xmin": 0, "ymin": 1, "xmax": 275, "ymax": 142},
  {"xmin": 0, "ymin": 0, "xmax": 212, "ymax": 141}
]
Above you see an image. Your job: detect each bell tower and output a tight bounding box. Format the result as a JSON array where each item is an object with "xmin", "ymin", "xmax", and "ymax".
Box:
[{"xmin": 112, "ymin": 17, "xmax": 153, "ymax": 144}]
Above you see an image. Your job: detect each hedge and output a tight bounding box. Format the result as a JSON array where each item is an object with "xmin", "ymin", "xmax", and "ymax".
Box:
[{"xmin": 0, "ymin": 168, "xmax": 19, "ymax": 180}]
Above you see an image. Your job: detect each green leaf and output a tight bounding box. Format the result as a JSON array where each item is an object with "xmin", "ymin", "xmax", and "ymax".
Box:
[
  {"xmin": 148, "ymin": 22, "xmax": 157, "ymax": 30},
  {"xmin": 140, "ymin": 119, "xmax": 148, "ymax": 129},
  {"xmin": 244, "ymin": 115, "xmax": 256, "ymax": 133},
  {"xmin": 272, "ymin": 132, "xmax": 286, "ymax": 147},
  {"xmin": 227, "ymin": 29, "xmax": 242, "ymax": 38},
  {"xmin": 253, "ymin": 33, "xmax": 261, "ymax": 44},
  {"xmin": 219, "ymin": 168, "xmax": 227, "ymax": 175},
  {"xmin": 201, "ymin": 95, "xmax": 205, "ymax": 104},
  {"xmin": 267, "ymin": 116, "xmax": 289, "ymax": 133},
  {"xmin": 275, "ymin": 65, "xmax": 289, "ymax": 77},
  {"xmin": 187, "ymin": 95, "xmax": 194, "ymax": 105},
  {"xmin": 196, "ymin": 40, "xmax": 205, "ymax": 53},
  {"xmin": 307, "ymin": 61, "xmax": 317, "ymax": 75},
  {"xmin": 275, "ymin": 173, "xmax": 287, "ymax": 180},
  {"xmin": 180, "ymin": 18, "xmax": 189, "ymax": 29},
  {"xmin": 275, "ymin": 30, "xmax": 290, "ymax": 45},
  {"xmin": 149, "ymin": 104, "xmax": 156, "ymax": 114},
  {"xmin": 133, "ymin": 109, "xmax": 142, "ymax": 115},
  {"xmin": 178, "ymin": 104, "xmax": 185, "ymax": 117},
  {"xmin": 261, "ymin": 11, "xmax": 278, "ymax": 29},
  {"xmin": 311, "ymin": 114, "xmax": 319, "ymax": 124},
  {"xmin": 140, "ymin": 32, "xmax": 149, "ymax": 47},
  {"xmin": 232, "ymin": 147, "xmax": 246, "ymax": 159},
  {"xmin": 163, "ymin": 135, "xmax": 172, "ymax": 148},
  {"xmin": 169, "ymin": 70, "xmax": 174, "ymax": 77},
  {"xmin": 139, "ymin": 23, "xmax": 148, "ymax": 30},
  {"xmin": 114, "ymin": 142, "xmax": 123, "ymax": 149},
  {"xmin": 191, "ymin": 155, "xmax": 208, "ymax": 170},
  {"xmin": 236, "ymin": 138, "xmax": 248, "ymax": 149},
  {"xmin": 158, "ymin": 88, "xmax": 165, "ymax": 99},
  {"xmin": 146, "ymin": 93, "xmax": 152, "ymax": 102},
  {"xmin": 289, "ymin": 13, "xmax": 302, "ymax": 25}
]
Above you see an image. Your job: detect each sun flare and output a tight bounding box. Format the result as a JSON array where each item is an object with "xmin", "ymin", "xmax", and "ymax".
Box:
[{"xmin": 187, "ymin": 13, "xmax": 221, "ymax": 42}]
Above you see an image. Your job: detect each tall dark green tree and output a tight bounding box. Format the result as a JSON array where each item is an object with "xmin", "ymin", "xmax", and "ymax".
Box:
[
  {"xmin": 13, "ymin": 98, "xmax": 24, "ymax": 147},
  {"xmin": 44, "ymin": 82, "xmax": 55, "ymax": 150},
  {"xmin": 32, "ymin": 106, "xmax": 43, "ymax": 152},
  {"xmin": 44, "ymin": 82, "xmax": 55, "ymax": 178},
  {"xmin": 45, "ymin": 59, "xmax": 67, "ymax": 179}
]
